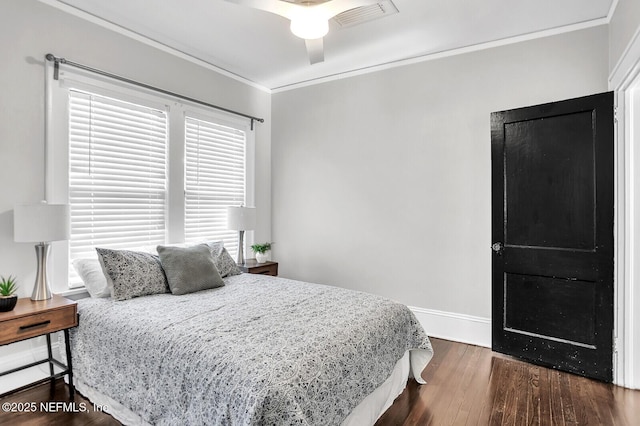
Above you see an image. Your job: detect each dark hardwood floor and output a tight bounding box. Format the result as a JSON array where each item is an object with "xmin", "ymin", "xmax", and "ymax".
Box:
[
  {"xmin": 1, "ymin": 338, "xmax": 638, "ymax": 425},
  {"xmin": 376, "ymin": 338, "xmax": 640, "ymax": 425},
  {"xmin": 0, "ymin": 379, "xmax": 118, "ymax": 426}
]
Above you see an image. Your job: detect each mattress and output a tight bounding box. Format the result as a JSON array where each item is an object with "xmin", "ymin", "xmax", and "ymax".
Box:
[{"xmin": 70, "ymin": 274, "xmax": 433, "ymax": 425}]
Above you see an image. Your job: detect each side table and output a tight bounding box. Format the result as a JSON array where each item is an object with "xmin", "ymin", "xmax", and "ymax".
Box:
[{"xmin": 0, "ymin": 295, "xmax": 78, "ymax": 399}]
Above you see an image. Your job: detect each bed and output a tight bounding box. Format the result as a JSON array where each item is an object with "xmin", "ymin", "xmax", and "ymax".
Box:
[{"xmin": 69, "ymin": 252, "xmax": 433, "ymax": 425}]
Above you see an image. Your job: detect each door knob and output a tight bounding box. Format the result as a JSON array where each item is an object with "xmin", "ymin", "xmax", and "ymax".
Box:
[{"xmin": 492, "ymin": 242, "xmax": 504, "ymax": 255}]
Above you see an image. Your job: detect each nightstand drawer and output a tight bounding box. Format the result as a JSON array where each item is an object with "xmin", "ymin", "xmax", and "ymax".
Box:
[
  {"xmin": 0, "ymin": 305, "xmax": 77, "ymax": 345},
  {"xmin": 240, "ymin": 260, "xmax": 278, "ymax": 276},
  {"xmin": 250, "ymin": 264, "xmax": 278, "ymax": 275}
]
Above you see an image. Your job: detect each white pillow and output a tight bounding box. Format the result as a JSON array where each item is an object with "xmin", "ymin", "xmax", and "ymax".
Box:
[{"xmin": 72, "ymin": 258, "xmax": 111, "ymax": 298}]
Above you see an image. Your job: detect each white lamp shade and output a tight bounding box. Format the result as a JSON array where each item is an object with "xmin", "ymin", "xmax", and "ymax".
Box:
[
  {"xmin": 14, "ymin": 202, "xmax": 70, "ymax": 242},
  {"xmin": 227, "ymin": 206, "xmax": 256, "ymax": 231}
]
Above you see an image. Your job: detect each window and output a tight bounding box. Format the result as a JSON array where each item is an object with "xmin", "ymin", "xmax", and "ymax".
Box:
[
  {"xmin": 185, "ymin": 116, "xmax": 246, "ymax": 246},
  {"xmin": 68, "ymin": 90, "xmax": 168, "ymax": 261},
  {"xmin": 47, "ymin": 66, "xmax": 254, "ymax": 291}
]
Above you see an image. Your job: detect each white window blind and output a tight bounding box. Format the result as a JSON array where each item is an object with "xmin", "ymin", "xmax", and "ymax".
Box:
[
  {"xmin": 68, "ymin": 90, "xmax": 168, "ymax": 268},
  {"xmin": 185, "ymin": 116, "xmax": 246, "ymax": 257}
]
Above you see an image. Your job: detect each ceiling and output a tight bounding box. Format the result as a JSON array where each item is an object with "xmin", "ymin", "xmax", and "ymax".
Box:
[{"xmin": 51, "ymin": 0, "xmax": 614, "ymax": 91}]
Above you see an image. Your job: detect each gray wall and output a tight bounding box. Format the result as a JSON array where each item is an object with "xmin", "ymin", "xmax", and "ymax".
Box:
[
  {"xmin": 0, "ymin": 0, "xmax": 271, "ymax": 364},
  {"xmin": 609, "ymin": 0, "xmax": 640, "ymax": 73},
  {"xmin": 272, "ymin": 26, "xmax": 609, "ymax": 319}
]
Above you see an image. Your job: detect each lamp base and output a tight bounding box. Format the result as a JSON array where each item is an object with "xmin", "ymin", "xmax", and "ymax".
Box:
[
  {"xmin": 237, "ymin": 230, "xmax": 245, "ymax": 265},
  {"xmin": 31, "ymin": 243, "xmax": 52, "ymax": 301}
]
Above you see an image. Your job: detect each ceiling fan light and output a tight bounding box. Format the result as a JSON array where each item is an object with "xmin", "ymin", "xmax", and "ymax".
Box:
[{"xmin": 290, "ymin": 16, "xmax": 329, "ymax": 40}]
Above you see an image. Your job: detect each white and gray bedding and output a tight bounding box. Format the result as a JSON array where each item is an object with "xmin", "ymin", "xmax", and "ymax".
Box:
[{"xmin": 70, "ymin": 273, "xmax": 433, "ymax": 425}]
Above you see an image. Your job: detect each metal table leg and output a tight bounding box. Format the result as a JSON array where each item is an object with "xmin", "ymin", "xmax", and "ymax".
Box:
[{"xmin": 64, "ymin": 329, "xmax": 75, "ymax": 399}]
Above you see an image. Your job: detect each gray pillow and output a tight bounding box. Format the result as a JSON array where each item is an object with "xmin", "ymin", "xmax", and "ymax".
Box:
[
  {"xmin": 207, "ymin": 241, "xmax": 242, "ymax": 277},
  {"xmin": 96, "ymin": 248, "xmax": 169, "ymax": 301},
  {"xmin": 157, "ymin": 244, "xmax": 224, "ymax": 295}
]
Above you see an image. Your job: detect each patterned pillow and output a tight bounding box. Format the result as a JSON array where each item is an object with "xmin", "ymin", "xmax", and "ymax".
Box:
[
  {"xmin": 157, "ymin": 244, "xmax": 224, "ymax": 295},
  {"xmin": 96, "ymin": 248, "xmax": 169, "ymax": 301},
  {"xmin": 207, "ymin": 241, "xmax": 242, "ymax": 277}
]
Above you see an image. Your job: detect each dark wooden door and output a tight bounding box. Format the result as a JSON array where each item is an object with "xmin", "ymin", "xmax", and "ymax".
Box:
[{"xmin": 491, "ymin": 92, "xmax": 614, "ymax": 382}]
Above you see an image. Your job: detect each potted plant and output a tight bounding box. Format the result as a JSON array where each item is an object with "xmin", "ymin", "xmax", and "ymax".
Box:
[
  {"xmin": 0, "ymin": 275, "xmax": 18, "ymax": 312},
  {"xmin": 251, "ymin": 243, "xmax": 272, "ymax": 264}
]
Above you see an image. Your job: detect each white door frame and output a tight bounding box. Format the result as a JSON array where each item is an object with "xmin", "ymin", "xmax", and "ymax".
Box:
[{"xmin": 610, "ymin": 28, "xmax": 640, "ymax": 389}]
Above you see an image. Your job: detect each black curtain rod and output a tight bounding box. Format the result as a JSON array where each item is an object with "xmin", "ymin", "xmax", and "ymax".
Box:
[{"xmin": 45, "ymin": 53, "xmax": 264, "ymax": 130}]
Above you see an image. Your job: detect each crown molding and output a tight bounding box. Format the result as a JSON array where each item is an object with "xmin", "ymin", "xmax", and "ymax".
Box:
[{"xmin": 273, "ymin": 18, "xmax": 609, "ymax": 93}]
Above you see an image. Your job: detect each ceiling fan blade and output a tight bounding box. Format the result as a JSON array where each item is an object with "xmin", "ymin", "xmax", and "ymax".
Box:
[
  {"xmin": 316, "ymin": 0, "xmax": 380, "ymax": 18},
  {"xmin": 226, "ymin": 0, "xmax": 380, "ymax": 20},
  {"xmin": 305, "ymin": 38, "xmax": 324, "ymax": 64},
  {"xmin": 223, "ymin": 0, "xmax": 297, "ymax": 19}
]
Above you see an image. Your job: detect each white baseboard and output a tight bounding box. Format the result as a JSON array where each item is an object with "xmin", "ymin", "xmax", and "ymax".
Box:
[
  {"xmin": 0, "ymin": 337, "xmax": 64, "ymax": 395},
  {"xmin": 409, "ymin": 306, "xmax": 492, "ymax": 348}
]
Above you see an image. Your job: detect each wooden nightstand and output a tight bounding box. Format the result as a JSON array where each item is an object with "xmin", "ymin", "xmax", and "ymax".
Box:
[
  {"xmin": 239, "ymin": 259, "xmax": 278, "ymax": 276},
  {"xmin": 0, "ymin": 295, "xmax": 78, "ymax": 399}
]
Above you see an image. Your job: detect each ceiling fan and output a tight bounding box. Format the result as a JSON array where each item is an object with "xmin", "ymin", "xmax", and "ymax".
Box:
[{"xmin": 224, "ymin": 0, "xmax": 379, "ymax": 64}]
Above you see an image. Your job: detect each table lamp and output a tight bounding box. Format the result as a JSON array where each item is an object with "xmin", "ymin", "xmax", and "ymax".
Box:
[
  {"xmin": 227, "ymin": 206, "xmax": 256, "ymax": 265},
  {"xmin": 14, "ymin": 202, "xmax": 70, "ymax": 300}
]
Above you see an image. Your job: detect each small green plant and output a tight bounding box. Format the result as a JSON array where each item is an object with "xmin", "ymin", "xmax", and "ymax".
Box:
[
  {"xmin": 0, "ymin": 275, "xmax": 18, "ymax": 297},
  {"xmin": 251, "ymin": 243, "xmax": 272, "ymax": 254}
]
